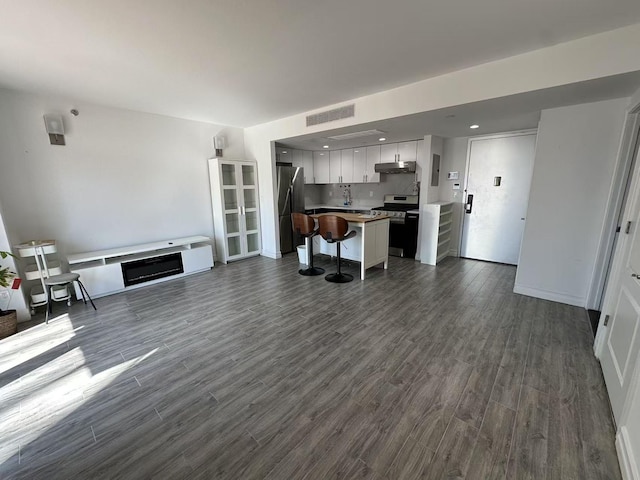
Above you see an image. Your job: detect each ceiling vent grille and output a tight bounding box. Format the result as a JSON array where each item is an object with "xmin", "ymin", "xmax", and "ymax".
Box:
[{"xmin": 306, "ymin": 104, "xmax": 355, "ymax": 127}]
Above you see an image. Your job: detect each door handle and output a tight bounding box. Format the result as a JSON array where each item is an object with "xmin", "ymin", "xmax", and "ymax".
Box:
[
  {"xmin": 632, "ymin": 273, "xmax": 639, "ymax": 278},
  {"xmin": 465, "ymin": 194, "xmax": 474, "ymax": 214}
]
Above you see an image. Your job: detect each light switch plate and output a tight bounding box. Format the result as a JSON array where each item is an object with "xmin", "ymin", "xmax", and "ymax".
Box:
[
  {"xmin": 453, "ymin": 183, "xmax": 461, "ymax": 190},
  {"xmin": 448, "ymin": 172, "xmax": 459, "ymax": 180}
]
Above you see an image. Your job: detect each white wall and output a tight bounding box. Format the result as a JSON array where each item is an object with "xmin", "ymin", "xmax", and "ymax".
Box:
[
  {"xmin": 515, "ymin": 98, "xmax": 629, "ymax": 307},
  {"xmin": 0, "ymin": 89, "xmax": 245, "ymax": 258},
  {"xmin": 245, "ymin": 24, "xmax": 640, "ymax": 259},
  {"xmin": 440, "ymin": 137, "xmax": 470, "ymax": 256}
]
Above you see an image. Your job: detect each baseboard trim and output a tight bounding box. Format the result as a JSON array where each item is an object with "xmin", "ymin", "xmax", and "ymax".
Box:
[
  {"xmin": 617, "ymin": 427, "xmax": 639, "ymax": 480},
  {"xmin": 261, "ymin": 250, "xmax": 282, "ymax": 260},
  {"xmin": 513, "ymin": 283, "xmax": 585, "ymax": 307}
]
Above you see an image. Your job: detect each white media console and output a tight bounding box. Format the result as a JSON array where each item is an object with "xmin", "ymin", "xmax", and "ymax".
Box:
[{"xmin": 68, "ymin": 236, "xmax": 214, "ymax": 299}]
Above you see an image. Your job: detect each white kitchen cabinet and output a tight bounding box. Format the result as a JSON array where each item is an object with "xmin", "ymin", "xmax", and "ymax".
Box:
[
  {"xmin": 291, "ymin": 149, "xmax": 303, "ymax": 168},
  {"xmin": 416, "ymin": 140, "xmax": 425, "ymax": 167},
  {"xmin": 380, "ymin": 141, "xmax": 418, "ymax": 163},
  {"xmin": 330, "ymin": 150, "xmax": 341, "ymax": 183},
  {"xmin": 380, "ymin": 143, "xmax": 398, "ymax": 163},
  {"xmin": 398, "ymin": 141, "xmax": 418, "ymax": 162},
  {"xmin": 301, "ymin": 150, "xmax": 314, "ymax": 184},
  {"xmin": 341, "ymin": 149, "xmax": 354, "ymax": 183},
  {"xmin": 353, "ymin": 148, "xmax": 367, "ymax": 183},
  {"xmin": 365, "ymin": 145, "xmax": 381, "ymax": 183},
  {"xmin": 313, "ymin": 151, "xmax": 330, "ymax": 183},
  {"xmin": 208, "ymin": 158, "xmax": 261, "ymax": 263},
  {"xmin": 276, "ymin": 147, "xmax": 292, "ymax": 164}
]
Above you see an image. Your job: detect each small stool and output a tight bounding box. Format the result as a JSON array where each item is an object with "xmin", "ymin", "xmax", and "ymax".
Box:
[
  {"xmin": 45, "ymin": 273, "xmax": 96, "ymax": 324},
  {"xmin": 292, "ymin": 213, "xmax": 325, "ymax": 276},
  {"xmin": 318, "ymin": 215, "xmax": 357, "ymax": 283}
]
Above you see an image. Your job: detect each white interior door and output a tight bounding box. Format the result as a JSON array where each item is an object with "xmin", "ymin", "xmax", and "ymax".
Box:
[
  {"xmin": 460, "ymin": 133, "xmax": 536, "ymax": 265},
  {"xmin": 600, "ymin": 142, "xmax": 640, "ymax": 424}
]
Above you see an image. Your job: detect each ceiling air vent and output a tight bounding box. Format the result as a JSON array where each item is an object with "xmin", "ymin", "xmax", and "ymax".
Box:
[{"xmin": 306, "ymin": 104, "xmax": 355, "ymax": 127}]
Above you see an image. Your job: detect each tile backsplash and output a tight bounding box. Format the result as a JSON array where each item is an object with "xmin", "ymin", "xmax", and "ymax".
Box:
[{"xmin": 305, "ymin": 173, "xmax": 418, "ymax": 208}]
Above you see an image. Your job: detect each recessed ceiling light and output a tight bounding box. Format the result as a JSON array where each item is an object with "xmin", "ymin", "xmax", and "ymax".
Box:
[
  {"xmin": 323, "ymin": 145, "xmax": 329, "ymax": 149},
  {"xmin": 379, "ymin": 137, "xmax": 386, "ymax": 141},
  {"xmin": 354, "ymin": 150, "xmax": 359, "ymax": 153},
  {"xmin": 470, "ymin": 124, "xmax": 479, "ymax": 129},
  {"xmin": 320, "ymin": 153, "xmax": 324, "ymax": 156},
  {"xmin": 282, "ymin": 150, "xmax": 287, "ymax": 154}
]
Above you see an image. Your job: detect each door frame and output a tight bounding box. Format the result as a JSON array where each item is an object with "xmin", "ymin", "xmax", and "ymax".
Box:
[
  {"xmin": 595, "ymin": 92, "xmax": 640, "ymax": 356},
  {"xmin": 458, "ymin": 129, "xmax": 538, "ymax": 262},
  {"xmin": 588, "ymin": 102, "xmax": 640, "ymax": 314}
]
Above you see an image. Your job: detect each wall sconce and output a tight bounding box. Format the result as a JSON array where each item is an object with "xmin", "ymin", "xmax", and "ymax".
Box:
[
  {"xmin": 43, "ymin": 114, "xmax": 65, "ymax": 145},
  {"xmin": 213, "ymin": 136, "xmax": 226, "ymax": 157}
]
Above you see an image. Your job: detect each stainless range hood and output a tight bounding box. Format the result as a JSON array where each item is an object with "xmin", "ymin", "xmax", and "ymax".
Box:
[{"xmin": 374, "ymin": 161, "xmax": 417, "ymax": 174}]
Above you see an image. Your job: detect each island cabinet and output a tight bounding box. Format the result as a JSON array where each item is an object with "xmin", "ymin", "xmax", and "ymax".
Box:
[
  {"xmin": 208, "ymin": 158, "xmax": 261, "ymax": 263},
  {"xmin": 311, "ymin": 212, "xmax": 390, "ymax": 280}
]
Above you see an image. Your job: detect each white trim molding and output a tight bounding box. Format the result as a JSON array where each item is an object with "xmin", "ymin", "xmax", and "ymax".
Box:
[
  {"xmin": 617, "ymin": 427, "xmax": 639, "ymax": 480},
  {"xmin": 513, "ymin": 283, "xmax": 585, "ymax": 307}
]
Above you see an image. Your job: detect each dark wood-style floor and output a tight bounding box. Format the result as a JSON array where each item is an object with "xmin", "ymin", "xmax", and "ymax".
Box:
[{"xmin": 0, "ymin": 254, "xmax": 621, "ymax": 479}]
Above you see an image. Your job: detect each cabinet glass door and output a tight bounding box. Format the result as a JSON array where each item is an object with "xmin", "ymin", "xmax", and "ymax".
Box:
[
  {"xmin": 223, "ymin": 188, "xmax": 238, "ymax": 211},
  {"xmin": 242, "ymin": 165, "xmax": 256, "ymax": 186},
  {"xmin": 227, "ymin": 236, "xmax": 242, "ymax": 258},
  {"xmin": 246, "ymin": 233, "xmax": 260, "ymax": 254},
  {"xmin": 221, "ymin": 163, "xmax": 237, "ymax": 186}
]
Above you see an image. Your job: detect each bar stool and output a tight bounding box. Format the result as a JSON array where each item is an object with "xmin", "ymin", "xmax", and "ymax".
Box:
[
  {"xmin": 318, "ymin": 215, "xmax": 356, "ymax": 283},
  {"xmin": 45, "ymin": 273, "xmax": 97, "ymax": 324},
  {"xmin": 291, "ymin": 212, "xmax": 325, "ymax": 276}
]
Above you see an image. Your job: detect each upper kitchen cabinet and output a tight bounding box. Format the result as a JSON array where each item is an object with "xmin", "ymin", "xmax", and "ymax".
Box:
[
  {"xmin": 329, "ymin": 150, "xmax": 341, "ymax": 183},
  {"xmin": 276, "ymin": 147, "xmax": 292, "ymax": 164},
  {"xmin": 341, "ymin": 149, "xmax": 354, "ymax": 183},
  {"xmin": 301, "ymin": 150, "xmax": 314, "ymax": 184},
  {"xmin": 292, "ymin": 149, "xmax": 314, "ymax": 184},
  {"xmin": 313, "ymin": 151, "xmax": 330, "ymax": 184},
  {"xmin": 380, "ymin": 143, "xmax": 398, "ymax": 163},
  {"xmin": 398, "ymin": 141, "xmax": 418, "ymax": 162},
  {"xmin": 291, "ymin": 149, "xmax": 303, "ymax": 168},
  {"xmin": 416, "ymin": 140, "xmax": 425, "ymax": 167},
  {"xmin": 353, "ymin": 148, "xmax": 367, "ymax": 183},
  {"xmin": 365, "ymin": 145, "xmax": 381, "ymax": 183},
  {"xmin": 379, "ymin": 141, "xmax": 418, "ymax": 163}
]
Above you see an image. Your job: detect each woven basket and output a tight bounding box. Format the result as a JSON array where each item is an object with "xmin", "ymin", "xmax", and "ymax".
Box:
[{"xmin": 0, "ymin": 310, "xmax": 17, "ymax": 339}]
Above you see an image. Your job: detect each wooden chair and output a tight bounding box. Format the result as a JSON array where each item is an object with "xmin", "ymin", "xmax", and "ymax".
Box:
[
  {"xmin": 291, "ymin": 213, "xmax": 325, "ymax": 276},
  {"xmin": 318, "ymin": 215, "xmax": 357, "ymax": 283}
]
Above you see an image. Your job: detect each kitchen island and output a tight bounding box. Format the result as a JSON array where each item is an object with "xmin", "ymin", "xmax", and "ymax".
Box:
[{"xmin": 311, "ymin": 212, "xmax": 390, "ymax": 280}]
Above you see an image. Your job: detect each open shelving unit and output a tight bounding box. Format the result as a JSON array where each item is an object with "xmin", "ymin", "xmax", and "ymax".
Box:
[{"xmin": 420, "ymin": 201, "xmax": 454, "ymax": 266}]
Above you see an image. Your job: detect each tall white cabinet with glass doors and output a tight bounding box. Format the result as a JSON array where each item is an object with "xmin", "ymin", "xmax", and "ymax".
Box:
[{"xmin": 208, "ymin": 158, "xmax": 261, "ymax": 263}]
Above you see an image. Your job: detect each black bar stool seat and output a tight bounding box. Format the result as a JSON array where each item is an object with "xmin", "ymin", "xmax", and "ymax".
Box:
[
  {"xmin": 291, "ymin": 213, "xmax": 325, "ymax": 276},
  {"xmin": 318, "ymin": 215, "xmax": 357, "ymax": 283}
]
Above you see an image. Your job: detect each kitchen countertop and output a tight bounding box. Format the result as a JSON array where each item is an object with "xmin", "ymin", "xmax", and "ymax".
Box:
[
  {"xmin": 305, "ymin": 204, "xmax": 379, "ymax": 211},
  {"xmin": 310, "ymin": 211, "xmax": 389, "ymax": 223}
]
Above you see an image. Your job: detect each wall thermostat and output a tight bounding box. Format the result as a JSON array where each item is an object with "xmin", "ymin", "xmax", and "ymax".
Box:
[{"xmin": 447, "ymin": 171, "xmax": 459, "ymax": 180}]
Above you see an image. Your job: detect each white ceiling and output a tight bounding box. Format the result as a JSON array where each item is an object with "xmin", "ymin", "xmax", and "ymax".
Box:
[
  {"xmin": 1, "ymin": 1, "xmax": 640, "ymax": 127},
  {"xmin": 277, "ymin": 72, "xmax": 640, "ymax": 150}
]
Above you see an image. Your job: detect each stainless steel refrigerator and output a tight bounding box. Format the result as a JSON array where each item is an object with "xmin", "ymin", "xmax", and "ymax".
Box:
[{"xmin": 277, "ymin": 165, "xmax": 305, "ymax": 254}]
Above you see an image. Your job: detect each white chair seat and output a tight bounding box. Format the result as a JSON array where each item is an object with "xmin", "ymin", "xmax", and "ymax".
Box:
[{"xmin": 44, "ymin": 273, "xmax": 80, "ymax": 286}]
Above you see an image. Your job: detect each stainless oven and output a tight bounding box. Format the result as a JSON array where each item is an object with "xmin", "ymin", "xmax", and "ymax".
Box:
[{"xmin": 371, "ymin": 194, "xmax": 420, "ymax": 258}]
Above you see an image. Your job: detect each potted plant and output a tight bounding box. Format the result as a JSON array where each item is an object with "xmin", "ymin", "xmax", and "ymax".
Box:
[{"xmin": 0, "ymin": 250, "xmax": 18, "ymax": 338}]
